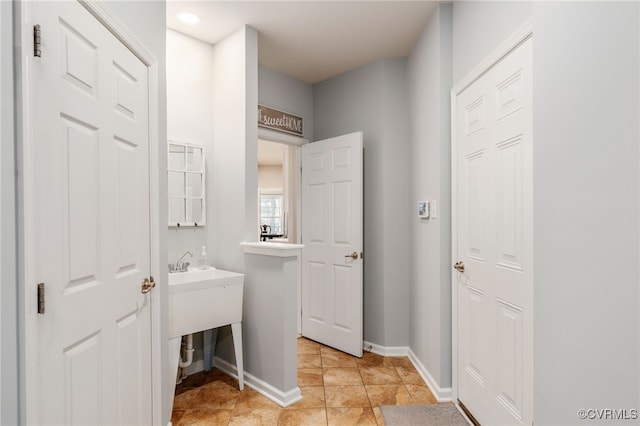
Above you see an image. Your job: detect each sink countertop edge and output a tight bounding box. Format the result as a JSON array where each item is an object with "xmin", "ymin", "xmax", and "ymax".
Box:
[{"xmin": 168, "ymin": 267, "xmax": 244, "ymax": 288}]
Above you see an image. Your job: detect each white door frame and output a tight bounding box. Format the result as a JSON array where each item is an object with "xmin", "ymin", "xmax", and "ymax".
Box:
[
  {"xmin": 450, "ymin": 17, "xmax": 533, "ymax": 409},
  {"xmin": 17, "ymin": 1, "xmax": 162, "ymax": 423}
]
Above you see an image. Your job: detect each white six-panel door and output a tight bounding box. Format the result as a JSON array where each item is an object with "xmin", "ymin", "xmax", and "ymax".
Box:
[
  {"xmin": 301, "ymin": 132, "xmax": 363, "ymax": 357},
  {"xmin": 454, "ymin": 36, "xmax": 533, "ymax": 425},
  {"xmin": 28, "ymin": 2, "xmax": 153, "ymax": 424}
]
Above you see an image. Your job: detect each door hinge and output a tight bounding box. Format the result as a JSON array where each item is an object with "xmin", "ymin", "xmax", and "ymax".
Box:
[
  {"xmin": 37, "ymin": 283, "xmax": 45, "ymax": 314},
  {"xmin": 33, "ymin": 24, "xmax": 42, "ymax": 57}
]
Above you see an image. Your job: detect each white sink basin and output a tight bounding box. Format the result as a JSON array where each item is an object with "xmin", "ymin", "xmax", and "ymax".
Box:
[
  {"xmin": 169, "ymin": 266, "xmax": 218, "ymax": 285},
  {"xmin": 168, "ymin": 267, "xmax": 244, "ymax": 338}
]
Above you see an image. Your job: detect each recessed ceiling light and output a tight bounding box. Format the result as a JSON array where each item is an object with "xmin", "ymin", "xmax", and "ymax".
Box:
[{"xmin": 177, "ymin": 11, "xmax": 200, "ymax": 25}]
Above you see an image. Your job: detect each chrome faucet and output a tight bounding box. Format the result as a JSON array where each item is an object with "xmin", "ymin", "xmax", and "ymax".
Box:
[{"xmin": 169, "ymin": 250, "xmax": 193, "ymax": 273}]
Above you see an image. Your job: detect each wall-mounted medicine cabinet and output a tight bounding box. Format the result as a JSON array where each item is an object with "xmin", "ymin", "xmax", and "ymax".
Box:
[{"xmin": 168, "ymin": 141, "xmax": 205, "ymax": 227}]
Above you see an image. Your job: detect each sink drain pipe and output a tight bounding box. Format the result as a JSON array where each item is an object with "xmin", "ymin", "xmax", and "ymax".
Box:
[
  {"xmin": 179, "ymin": 333, "xmax": 195, "ymax": 368},
  {"xmin": 177, "ymin": 334, "xmax": 195, "ymax": 383}
]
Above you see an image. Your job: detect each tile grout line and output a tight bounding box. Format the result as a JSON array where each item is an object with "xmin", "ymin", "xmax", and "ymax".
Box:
[{"xmin": 394, "ymin": 364, "xmax": 411, "ymax": 404}]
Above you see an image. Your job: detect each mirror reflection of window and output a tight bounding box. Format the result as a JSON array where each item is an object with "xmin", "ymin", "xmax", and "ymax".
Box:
[{"xmin": 260, "ymin": 192, "xmax": 284, "ymax": 235}]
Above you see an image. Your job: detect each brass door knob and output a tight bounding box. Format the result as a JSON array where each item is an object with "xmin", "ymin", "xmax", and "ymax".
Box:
[
  {"xmin": 141, "ymin": 276, "xmax": 156, "ymax": 294},
  {"xmin": 345, "ymin": 251, "xmax": 359, "ymax": 260},
  {"xmin": 453, "ymin": 261, "xmax": 465, "ymax": 273}
]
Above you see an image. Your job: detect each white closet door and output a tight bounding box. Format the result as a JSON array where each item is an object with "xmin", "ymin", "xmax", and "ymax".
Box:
[
  {"xmin": 28, "ymin": 2, "xmax": 153, "ymax": 424},
  {"xmin": 454, "ymin": 37, "xmax": 534, "ymax": 425}
]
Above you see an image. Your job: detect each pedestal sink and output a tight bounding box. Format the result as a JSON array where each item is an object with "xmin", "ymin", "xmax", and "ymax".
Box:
[{"xmin": 168, "ymin": 266, "xmax": 245, "ymax": 392}]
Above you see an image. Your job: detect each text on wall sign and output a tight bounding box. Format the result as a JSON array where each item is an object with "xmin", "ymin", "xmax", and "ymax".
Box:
[{"xmin": 258, "ymin": 105, "xmax": 303, "ymax": 136}]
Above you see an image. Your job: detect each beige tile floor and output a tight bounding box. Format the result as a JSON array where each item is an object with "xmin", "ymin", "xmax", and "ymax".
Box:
[{"xmin": 172, "ymin": 337, "xmax": 439, "ymax": 425}]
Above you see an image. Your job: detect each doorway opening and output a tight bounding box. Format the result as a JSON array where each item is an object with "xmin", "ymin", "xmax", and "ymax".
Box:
[
  {"xmin": 257, "ymin": 139, "xmax": 299, "ymax": 244},
  {"xmin": 257, "ymin": 128, "xmax": 307, "ymax": 334}
]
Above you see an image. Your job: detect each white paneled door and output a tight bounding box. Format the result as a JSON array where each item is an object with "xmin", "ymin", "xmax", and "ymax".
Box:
[
  {"xmin": 28, "ymin": 2, "xmax": 153, "ymax": 424},
  {"xmin": 301, "ymin": 132, "xmax": 363, "ymax": 357},
  {"xmin": 454, "ymin": 36, "xmax": 533, "ymax": 424}
]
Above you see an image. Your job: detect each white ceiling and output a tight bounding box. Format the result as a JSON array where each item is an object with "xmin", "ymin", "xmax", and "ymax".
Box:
[{"xmin": 166, "ymin": 1, "xmax": 439, "ymax": 84}]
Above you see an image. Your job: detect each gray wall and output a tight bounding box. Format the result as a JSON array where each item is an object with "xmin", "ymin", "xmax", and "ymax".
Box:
[
  {"xmin": 167, "ymin": 38, "xmax": 313, "ymax": 381},
  {"xmin": 165, "ymin": 28, "xmax": 214, "ymax": 379},
  {"xmin": 166, "ymin": 29, "xmax": 212, "ymax": 265},
  {"xmin": 257, "ymin": 66, "xmax": 312, "ymax": 248},
  {"xmin": 313, "ymin": 57, "xmax": 410, "ymax": 347},
  {"xmin": 452, "ymin": 1, "xmax": 640, "ymax": 423},
  {"xmin": 407, "ymin": 3, "xmax": 453, "ymax": 390},
  {"xmin": 166, "ymin": 25, "xmax": 262, "ymax": 383},
  {"xmin": 208, "ymin": 25, "xmax": 259, "ymax": 363},
  {"xmin": 452, "ymin": 1, "xmax": 532, "ymax": 84},
  {"xmin": 243, "ymin": 254, "xmax": 299, "ymax": 393},
  {"xmin": 1, "ymin": 1, "xmax": 18, "ymax": 424},
  {"xmin": 259, "ymin": 66, "xmax": 314, "ymax": 142},
  {"xmin": 532, "ymin": 2, "xmax": 639, "ymax": 423},
  {"xmin": 209, "ymin": 26, "xmax": 259, "ymax": 273}
]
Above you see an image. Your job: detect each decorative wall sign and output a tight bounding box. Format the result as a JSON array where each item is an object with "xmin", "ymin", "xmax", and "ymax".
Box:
[{"xmin": 258, "ymin": 105, "xmax": 303, "ymax": 136}]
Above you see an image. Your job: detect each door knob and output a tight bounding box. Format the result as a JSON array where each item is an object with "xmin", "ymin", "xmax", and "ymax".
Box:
[
  {"xmin": 345, "ymin": 251, "xmax": 359, "ymax": 260},
  {"xmin": 141, "ymin": 276, "xmax": 156, "ymax": 294},
  {"xmin": 453, "ymin": 261, "xmax": 465, "ymax": 273}
]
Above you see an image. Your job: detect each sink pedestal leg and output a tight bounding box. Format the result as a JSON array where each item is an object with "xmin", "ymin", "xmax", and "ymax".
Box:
[{"xmin": 231, "ymin": 322, "xmax": 244, "ymax": 390}]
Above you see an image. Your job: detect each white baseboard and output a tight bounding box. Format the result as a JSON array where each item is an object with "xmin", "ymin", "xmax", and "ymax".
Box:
[
  {"xmin": 213, "ymin": 356, "xmax": 302, "ymax": 408},
  {"xmin": 407, "ymin": 348, "xmax": 453, "ymax": 402},
  {"xmin": 363, "ymin": 341, "xmax": 453, "ymax": 402},
  {"xmin": 363, "ymin": 340, "xmax": 409, "ymax": 357},
  {"xmin": 183, "ymin": 345, "xmax": 450, "ymax": 407}
]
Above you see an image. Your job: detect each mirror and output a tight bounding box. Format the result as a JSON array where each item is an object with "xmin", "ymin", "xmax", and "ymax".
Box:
[{"xmin": 168, "ymin": 141, "xmax": 205, "ymax": 227}]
